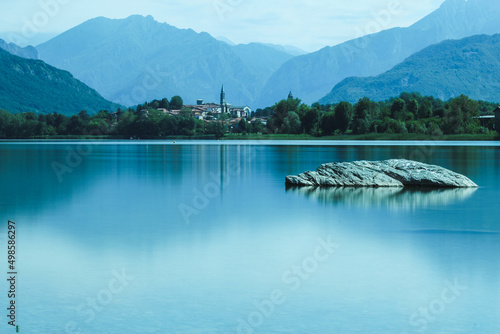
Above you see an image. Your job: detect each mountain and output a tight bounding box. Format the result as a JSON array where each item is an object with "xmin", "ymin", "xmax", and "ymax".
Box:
[
  {"xmin": 319, "ymin": 34, "xmax": 500, "ymax": 104},
  {"xmin": 36, "ymin": 15, "xmax": 297, "ymax": 107},
  {"xmin": 216, "ymin": 36, "xmax": 306, "ymax": 56},
  {"xmin": 0, "ymin": 38, "xmax": 38, "ymax": 59},
  {"xmin": 256, "ymin": 0, "xmax": 500, "ymax": 107},
  {"xmin": 261, "ymin": 43, "xmax": 307, "ymax": 57},
  {"xmin": 215, "ymin": 35, "xmax": 235, "ymax": 45},
  {"xmin": 0, "ymin": 48, "xmax": 120, "ymax": 115},
  {"xmin": 231, "ymin": 43, "xmax": 298, "ymax": 85}
]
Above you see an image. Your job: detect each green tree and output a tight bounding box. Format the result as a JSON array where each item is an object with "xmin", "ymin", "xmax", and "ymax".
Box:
[
  {"xmin": 0, "ymin": 109, "xmax": 13, "ymax": 138},
  {"xmin": 390, "ymin": 98, "xmax": 406, "ymax": 121},
  {"xmin": 117, "ymin": 111, "xmax": 137, "ymax": 137},
  {"xmin": 333, "ymin": 101, "xmax": 352, "ymax": 133},
  {"xmin": 417, "ymin": 99, "xmax": 433, "ymax": 119},
  {"xmin": 237, "ymin": 118, "xmax": 248, "ymax": 133},
  {"xmin": 302, "ymin": 108, "xmax": 320, "ymax": 135},
  {"xmin": 407, "ymin": 99, "xmax": 419, "ymax": 119},
  {"xmin": 159, "ymin": 98, "xmax": 170, "ymax": 110},
  {"xmin": 22, "ymin": 112, "xmax": 37, "ymax": 121},
  {"xmin": 78, "ymin": 110, "xmax": 91, "ymax": 125},
  {"xmin": 282, "ymin": 111, "xmax": 301, "ymax": 134},
  {"xmin": 208, "ymin": 122, "xmax": 226, "ymax": 138},
  {"xmin": 159, "ymin": 115, "xmax": 179, "ymax": 136},
  {"xmin": 250, "ymin": 119, "xmax": 263, "ymax": 134},
  {"xmin": 443, "ymin": 95, "xmax": 480, "ymax": 134},
  {"xmin": 352, "ymin": 98, "xmax": 377, "ymax": 134},
  {"xmin": 179, "ymin": 106, "xmax": 192, "ymax": 118},
  {"xmin": 296, "ymin": 104, "xmax": 311, "ymax": 128},
  {"xmin": 170, "ymin": 96, "xmax": 184, "ymax": 110},
  {"xmin": 320, "ymin": 111, "xmax": 336, "ymax": 135},
  {"xmin": 271, "ymin": 98, "xmax": 301, "ymax": 133},
  {"xmin": 68, "ymin": 115, "xmax": 85, "ymax": 135}
]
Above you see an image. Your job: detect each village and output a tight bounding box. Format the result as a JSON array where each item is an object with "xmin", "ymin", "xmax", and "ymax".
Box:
[{"xmin": 144, "ymin": 86, "xmax": 268, "ymax": 132}]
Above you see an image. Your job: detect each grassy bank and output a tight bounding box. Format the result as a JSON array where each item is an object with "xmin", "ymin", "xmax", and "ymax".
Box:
[
  {"xmin": 2, "ymin": 133, "xmax": 498, "ymax": 141},
  {"xmin": 222, "ymin": 133, "xmax": 500, "ymax": 141}
]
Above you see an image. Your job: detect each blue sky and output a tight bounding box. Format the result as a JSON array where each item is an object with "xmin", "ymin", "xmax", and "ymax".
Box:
[{"xmin": 1, "ymin": 0, "xmax": 445, "ymax": 51}]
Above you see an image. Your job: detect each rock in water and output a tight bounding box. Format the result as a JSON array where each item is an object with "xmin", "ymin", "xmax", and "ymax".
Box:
[{"xmin": 285, "ymin": 159, "xmax": 478, "ymax": 188}]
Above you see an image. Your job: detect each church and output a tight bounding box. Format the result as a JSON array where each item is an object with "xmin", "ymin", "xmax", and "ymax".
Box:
[
  {"xmin": 219, "ymin": 85, "xmax": 251, "ymax": 118},
  {"xmin": 186, "ymin": 86, "xmax": 251, "ymax": 120}
]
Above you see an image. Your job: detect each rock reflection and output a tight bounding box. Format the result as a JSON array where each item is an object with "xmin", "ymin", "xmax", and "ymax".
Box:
[{"xmin": 286, "ymin": 186, "xmax": 477, "ymax": 210}]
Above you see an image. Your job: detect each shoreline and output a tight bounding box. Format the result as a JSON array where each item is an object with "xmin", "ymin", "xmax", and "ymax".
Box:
[{"xmin": 1, "ymin": 133, "xmax": 498, "ymax": 141}]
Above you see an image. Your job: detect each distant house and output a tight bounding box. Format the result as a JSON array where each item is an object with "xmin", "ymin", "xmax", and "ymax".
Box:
[
  {"xmin": 250, "ymin": 117, "xmax": 267, "ymax": 126},
  {"xmin": 476, "ymin": 107, "xmax": 499, "ymax": 129},
  {"xmin": 182, "ymin": 102, "xmax": 224, "ymax": 120},
  {"xmin": 227, "ymin": 117, "xmax": 242, "ymax": 130},
  {"xmin": 182, "ymin": 86, "xmax": 251, "ymax": 120},
  {"xmin": 229, "ymin": 106, "xmax": 251, "ymax": 118}
]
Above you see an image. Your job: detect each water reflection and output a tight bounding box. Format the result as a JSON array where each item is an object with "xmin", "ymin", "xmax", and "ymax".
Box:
[
  {"xmin": 286, "ymin": 185, "xmax": 477, "ymax": 210},
  {"xmin": 0, "ymin": 141, "xmax": 498, "ymax": 334}
]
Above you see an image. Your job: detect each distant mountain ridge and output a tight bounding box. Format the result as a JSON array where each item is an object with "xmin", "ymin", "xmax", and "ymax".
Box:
[
  {"xmin": 0, "ymin": 48, "xmax": 120, "ymax": 115},
  {"xmin": 319, "ymin": 34, "xmax": 500, "ymax": 104},
  {"xmin": 260, "ymin": 43, "xmax": 307, "ymax": 57},
  {"xmin": 0, "ymin": 38, "xmax": 38, "ymax": 59},
  {"xmin": 37, "ymin": 15, "xmax": 300, "ymax": 107},
  {"xmin": 255, "ymin": 0, "xmax": 500, "ymax": 107}
]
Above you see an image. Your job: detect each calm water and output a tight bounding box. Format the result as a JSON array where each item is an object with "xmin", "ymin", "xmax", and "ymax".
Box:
[{"xmin": 0, "ymin": 140, "xmax": 499, "ymax": 334}]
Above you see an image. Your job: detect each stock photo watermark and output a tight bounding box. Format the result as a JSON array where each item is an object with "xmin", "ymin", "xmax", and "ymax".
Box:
[
  {"xmin": 51, "ymin": 142, "xmax": 97, "ymax": 183},
  {"xmin": 50, "ymin": 62, "xmax": 168, "ymax": 183},
  {"xmin": 63, "ymin": 268, "xmax": 135, "ymax": 334},
  {"xmin": 8, "ymin": 0, "xmax": 73, "ymax": 46},
  {"xmin": 401, "ymin": 278, "xmax": 468, "ymax": 334},
  {"xmin": 178, "ymin": 146, "xmax": 257, "ymax": 225},
  {"xmin": 213, "ymin": 0, "xmax": 246, "ymax": 21},
  {"xmin": 341, "ymin": 0, "xmax": 402, "ymax": 60},
  {"xmin": 118, "ymin": 65, "xmax": 170, "ymax": 107},
  {"xmin": 236, "ymin": 235, "xmax": 340, "ymax": 334}
]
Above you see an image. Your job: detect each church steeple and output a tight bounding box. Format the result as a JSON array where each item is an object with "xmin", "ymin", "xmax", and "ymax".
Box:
[{"xmin": 220, "ymin": 85, "xmax": 226, "ymax": 113}]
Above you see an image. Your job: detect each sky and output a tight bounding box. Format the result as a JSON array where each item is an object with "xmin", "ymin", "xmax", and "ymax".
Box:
[{"xmin": 0, "ymin": 0, "xmax": 445, "ymax": 52}]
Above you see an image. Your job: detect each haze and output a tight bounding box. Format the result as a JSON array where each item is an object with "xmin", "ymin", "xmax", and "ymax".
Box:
[{"xmin": 1, "ymin": 0, "xmax": 444, "ymax": 51}]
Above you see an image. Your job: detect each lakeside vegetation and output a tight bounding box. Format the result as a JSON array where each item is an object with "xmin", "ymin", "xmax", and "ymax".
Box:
[
  {"xmin": 222, "ymin": 133, "xmax": 498, "ymax": 141},
  {"xmin": 0, "ymin": 92, "xmax": 498, "ymax": 140}
]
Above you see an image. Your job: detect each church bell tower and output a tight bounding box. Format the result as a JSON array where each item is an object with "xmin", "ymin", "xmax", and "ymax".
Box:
[{"xmin": 220, "ymin": 85, "xmax": 226, "ymax": 113}]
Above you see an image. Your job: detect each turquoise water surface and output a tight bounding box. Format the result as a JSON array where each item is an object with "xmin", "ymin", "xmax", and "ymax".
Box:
[{"xmin": 0, "ymin": 141, "xmax": 499, "ymax": 333}]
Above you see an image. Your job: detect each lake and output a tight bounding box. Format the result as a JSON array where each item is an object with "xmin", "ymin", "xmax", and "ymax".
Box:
[{"xmin": 0, "ymin": 140, "xmax": 499, "ymax": 334}]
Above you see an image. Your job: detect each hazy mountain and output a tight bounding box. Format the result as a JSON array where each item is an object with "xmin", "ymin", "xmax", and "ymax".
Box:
[
  {"xmin": 0, "ymin": 48, "xmax": 120, "ymax": 115},
  {"xmin": 261, "ymin": 43, "xmax": 307, "ymax": 57},
  {"xmin": 0, "ymin": 38, "xmax": 38, "ymax": 59},
  {"xmin": 215, "ymin": 35, "xmax": 235, "ymax": 46},
  {"xmin": 37, "ymin": 15, "xmax": 296, "ymax": 107},
  {"xmin": 232, "ymin": 43, "xmax": 297, "ymax": 84},
  {"xmin": 319, "ymin": 34, "xmax": 500, "ymax": 104},
  {"xmin": 256, "ymin": 0, "xmax": 500, "ymax": 107}
]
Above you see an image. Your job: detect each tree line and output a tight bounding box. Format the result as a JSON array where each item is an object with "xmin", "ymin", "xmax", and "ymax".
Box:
[
  {"xmin": 0, "ymin": 94, "xmax": 218, "ymax": 139},
  {"xmin": 262, "ymin": 92, "xmax": 497, "ymax": 136},
  {"xmin": 0, "ymin": 92, "xmax": 497, "ymax": 139}
]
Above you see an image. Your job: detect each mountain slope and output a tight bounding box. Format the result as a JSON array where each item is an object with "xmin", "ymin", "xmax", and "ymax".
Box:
[
  {"xmin": 232, "ymin": 43, "xmax": 297, "ymax": 84},
  {"xmin": 37, "ymin": 15, "xmax": 297, "ymax": 107},
  {"xmin": 256, "ymin": 0, "xmax": 500, "ymax": 106},
  {"xmin": 319, "ymin": 34, "xmax": 500, "ymax": 104},
  {"xmin": 0, "ymin": 38, "xmax": 38, "ymax": 59},
  {"xmin": 0, "ymin": 48, "xmax": 120, "ymax": 115},
  {"xmin": 261, "ymin": 43, "xmax": 307, "ymax": 57}
]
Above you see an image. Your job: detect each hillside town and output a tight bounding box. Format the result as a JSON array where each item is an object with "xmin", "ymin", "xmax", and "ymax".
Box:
[{"xmin": 141, "ymin": 86, "xmax": 267, "ymax": 132}]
